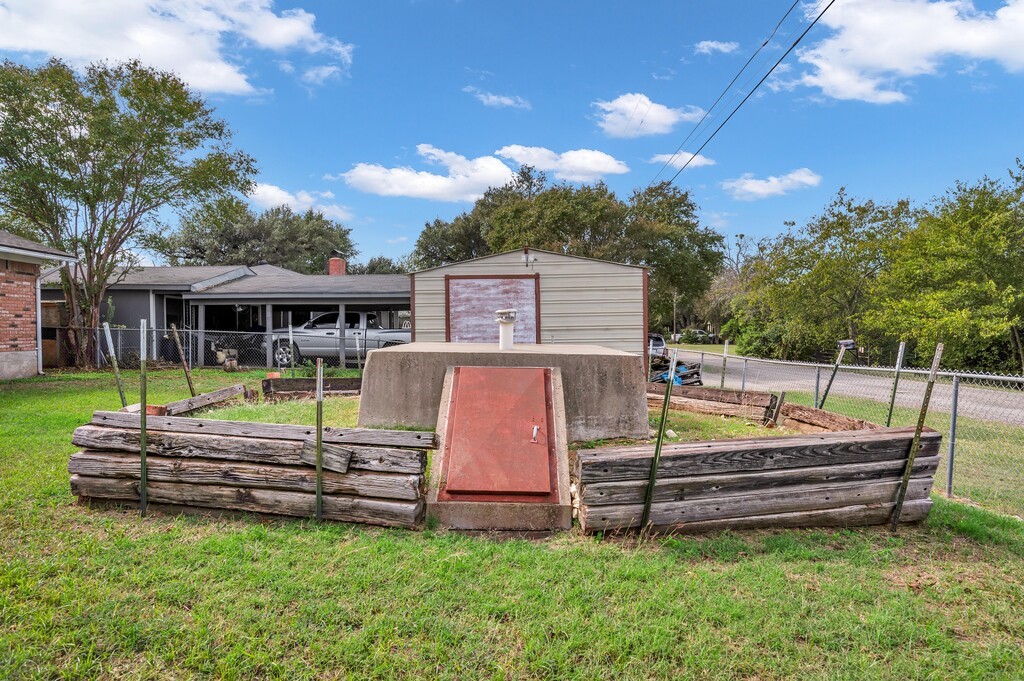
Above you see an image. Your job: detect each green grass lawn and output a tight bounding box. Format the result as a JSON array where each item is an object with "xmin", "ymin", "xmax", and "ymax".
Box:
[{"xmin": 2, "ymin": 372, "xmax": 1024, "ymax": 678}]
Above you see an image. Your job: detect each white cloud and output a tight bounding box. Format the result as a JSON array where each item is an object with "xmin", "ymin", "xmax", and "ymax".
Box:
[
  {"xmin": 462, "ymin": 86, "xmax": 531, "ymax": 110},
  {"xmin": 649, "ymin": 152, "xmax": 716, "ymax": 170},
  {"xmin": 791, "ymin": 0, "xmax": 1024, "ymax": 104},
  {"xmin": 249, "ymin": 182, "xmax": 353, "ymax": 220},
  {"xmin": 721, "ymin": 168, "xmax": 822, "ymax": 200},
  {"xmin": 0, "ymin": 0, "xmax": 353, "ymax": 95},
  {"xmin": 695, "ymin": 40, "xmax": 739, "ymax": 55},
  {"xmin": 386, "ymin": 236, "xmax": 408, "ymax": 244},
  {"xmin": 496, "ymin": 145, "xmax": 630, "ymax": 182},
  {"xmin": 301, "ymin": 65, "xmax": 341, "ymax": 85},
  {"xmin": 592, "ymin": 93, "xmax": 704, "ymax": 138},
  {"xmin": 339, "ymin": 144, "xmax": 515, "ymax": 202}
]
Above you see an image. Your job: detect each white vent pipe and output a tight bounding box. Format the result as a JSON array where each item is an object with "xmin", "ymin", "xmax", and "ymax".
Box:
[{"xmin": 496, "ymin": 309, "xmax": 517, "ymax": 350}]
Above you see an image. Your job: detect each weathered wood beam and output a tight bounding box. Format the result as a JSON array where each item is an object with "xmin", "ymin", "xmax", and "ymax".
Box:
[
  {"xmin": 778, "ymin": 403, "xmax": 881, "ymax": 432},
  {"xmin": 70, "ymin": 474, "xmax": 423, "ymax": 528},
  {"xmin": 164, "ymin": 384, "xmax": 245, "ymax": 415},
  {"xmin": 646, "ymin": 382, "xmax": 774, "ymax": 407},
  {"xmin": 72, "ymin": 425, "xmax": 426, "ymax": 474},
  {"xmin": 91, "ymin": 411, "xmax": 438, "ymax": 450},
  {"xmin": 69, "ymin": 450, "xmax": 423, "ymax": 500},
  {"xmin": 578, "ymin": 428, "xmax": 941, "ymax": 483},
  {"xmin": 579, "ymin": 475, "xmax": 934, "ymax": 532},
  {"xmin": 581, "ymin": 455, "xmax": 940, "ymax": 506},
  {"xmin": 263, "ymin": 377, "xmax": 361, "ymax": 395},
  {"xmin": 645, "ymin": 499, "xmax": 933, "ymax": 535},
  {"xmin": 647, "ymin": 394, "xmax": 770, "ymax": 421},
  {"xmin": 300, "ymin": 440, "xmax": 352, "ymax": 474}
]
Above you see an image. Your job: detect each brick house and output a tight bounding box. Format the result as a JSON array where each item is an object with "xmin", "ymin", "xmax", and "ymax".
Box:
[{"xmin": 0, "ymin": 230, "xmax": 74, "ymax": 380}]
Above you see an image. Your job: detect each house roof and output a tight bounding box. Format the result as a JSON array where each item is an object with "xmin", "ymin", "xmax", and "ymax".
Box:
[
  {"xmin": 410, "ymin": 246, "xmax": 646, "ymax": 274},
  {"xmin": 41, "ymin": 261, "xmax": 410, "ymax": 301},
  {"xmin": 0, "ymin": 230, "xmax": 74, "ymax": 262},
  {"xmin": 184, "ymin": 272, "xmax": 410, "ymax": 300},
  {"xmin": 40, "ymin": 265, "xmax": 250, "ymax": 290}
]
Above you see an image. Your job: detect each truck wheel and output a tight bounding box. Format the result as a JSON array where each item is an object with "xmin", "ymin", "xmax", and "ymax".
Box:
[{"xmin": 273, "ymin": 341, "xmax": 300, "ymax": 367}]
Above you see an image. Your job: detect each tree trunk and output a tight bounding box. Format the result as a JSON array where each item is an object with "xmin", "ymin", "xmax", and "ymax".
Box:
[{"xmin": 1012, "ymin": 326, "xmax": 1024, "ymax": 376}]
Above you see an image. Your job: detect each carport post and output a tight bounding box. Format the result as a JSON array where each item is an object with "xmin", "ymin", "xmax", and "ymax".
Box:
[
  {"xmin": 946, "ymin": 374, "xmax": 961, "ymax": 497},
  {"xmin": 288, "ymin": 312, "xmax": 295, "ymax": 378}
]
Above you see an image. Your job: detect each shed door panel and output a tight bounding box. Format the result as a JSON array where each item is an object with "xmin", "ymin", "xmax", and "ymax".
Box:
[{"xmin": 447, "ymin": 276, "xmax": 538, "ymax": 343}]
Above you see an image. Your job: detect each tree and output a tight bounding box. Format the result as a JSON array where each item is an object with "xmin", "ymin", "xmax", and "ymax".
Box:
[
  {"xmin": 868, "ymin": 168, "xmax": 1024, "ymax": 372},
  {"xmin": 624, "ymin": 182, "xmax": 723, "ymax": 332},
  {"xmin": 731, "ymin": 191, "xmax": 912, "ymax": 360},
  {"xmin": 409, "ymin": 214, "xmax": 490, "ymax": 270},
  {"xmin": 151, "ymin": 198, "xmax": 357, "ymax": 274},
  {"xmin": 0, "ymin": 59, "xmax": 255, "ymax": 364},
  {"xmin": 348, "ymin": 255, "xmax": 409, "ymax": 274}
]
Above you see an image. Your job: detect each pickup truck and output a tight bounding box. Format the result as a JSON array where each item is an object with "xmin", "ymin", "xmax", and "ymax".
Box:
[{"xmin": 269, "ymin": 310, "xmax": 410, "ymax": 366}]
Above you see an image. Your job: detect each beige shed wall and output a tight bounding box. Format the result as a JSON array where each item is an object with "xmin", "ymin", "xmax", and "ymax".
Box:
[{"xmin": 412, "ymin": 251, "xmax": 646, "ymax": 355}]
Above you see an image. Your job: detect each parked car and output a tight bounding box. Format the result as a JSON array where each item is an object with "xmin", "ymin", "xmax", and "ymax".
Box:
[
  {"xmin": 270, "ymin": 311, "xmax": 410, "ymax": 365},
  {"xmin": 648, "ymin": 333, "xmax": 668, "ymax": 357}
]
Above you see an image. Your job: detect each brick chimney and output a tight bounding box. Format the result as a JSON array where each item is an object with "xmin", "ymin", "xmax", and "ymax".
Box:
[{"xmin": 328, "ymin": 257, "xmax": 346, "ymax": 276}]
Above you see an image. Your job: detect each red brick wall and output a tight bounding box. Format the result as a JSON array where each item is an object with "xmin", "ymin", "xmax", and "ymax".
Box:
[{"xmin": 0, "ymin": 258, "xmax": 40, "ymax": 354}]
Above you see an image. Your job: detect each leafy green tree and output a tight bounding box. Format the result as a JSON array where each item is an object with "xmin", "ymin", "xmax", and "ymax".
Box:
[
  {"xmin": 732, "ymin": 191, "xmax": 912, "ymax": 359},
  {"xmin": 0, "ymin": 58, "xmax": 255, "ymax": 364},
  {"xmin": 152, "ymin": 198, "xmax": 357, "ymax": 274},
  {"xmin": 348, "ymin": 255, "xmax": 409, "ymax": 274},
  {"xmin": 868, "ymin": 168, "xmax": 1024, "ymax": 372},
  {"xmin": 410, "ymin": 214, "xmax": 490, "ymax": 269}
]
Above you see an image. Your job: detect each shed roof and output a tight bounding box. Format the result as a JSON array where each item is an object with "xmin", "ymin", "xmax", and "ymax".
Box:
[{"xmin": 411, "ymin": 247, "xmax": 646, "ymax": 275}]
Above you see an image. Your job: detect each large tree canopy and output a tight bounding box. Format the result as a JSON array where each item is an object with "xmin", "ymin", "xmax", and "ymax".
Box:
[
  {"xmin": 0, "ymin": 58, "xmax": 255, "ymax": 364},
  {"xmin": 411, "ymin": 169, "xmax": 723, "ymax": 326},
  {"xmin": 868, "ymin": 169, "xmax": 1024, "ymax": 371},
  {"xmin": 150, "ymin": 197, "xmax": 357, "ymax": 274}
]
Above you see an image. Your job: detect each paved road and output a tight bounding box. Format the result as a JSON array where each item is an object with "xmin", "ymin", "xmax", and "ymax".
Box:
[{"xmin": 675, "ymin": 350, "xmax": 1024, "ymax": 428}]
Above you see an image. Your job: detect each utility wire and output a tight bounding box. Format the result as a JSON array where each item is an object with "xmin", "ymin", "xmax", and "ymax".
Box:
[
  {"xmin": 666, "ymin": 0, "xmax": 836, "ymax": 186},
  {"xmin": 650, "ymin": 0, "xmax": 804, "ymax": 185}
]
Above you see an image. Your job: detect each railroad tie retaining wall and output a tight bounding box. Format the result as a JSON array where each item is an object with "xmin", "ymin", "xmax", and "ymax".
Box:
[
  {"xmin": 69, "ymin": 412, "xmax": 434, "ymax": 529},
  {"xmin": 576, "ymin": 426, "xmax": 941, "ymax": 534}
]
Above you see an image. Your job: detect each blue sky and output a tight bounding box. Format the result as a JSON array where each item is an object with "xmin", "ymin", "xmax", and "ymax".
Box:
[{"xmin": 1, "ymin": 0, "xmax": 1023, "ymax": 265}]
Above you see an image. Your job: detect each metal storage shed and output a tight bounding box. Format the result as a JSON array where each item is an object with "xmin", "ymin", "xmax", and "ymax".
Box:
[{"xmin": 410, "ymin": 247, "xmax": 648, "ymax": 355}]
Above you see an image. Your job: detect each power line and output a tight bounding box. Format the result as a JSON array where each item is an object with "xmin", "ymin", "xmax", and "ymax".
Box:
[
  {"xmin": 666, "ymin": 0, "xmax": 836, "ymax": 186},
  {"xmin": 650, "ymin": 0, "xmax": 804, "ymax": 186}
]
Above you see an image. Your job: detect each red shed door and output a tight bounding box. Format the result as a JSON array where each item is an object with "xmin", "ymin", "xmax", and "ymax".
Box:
[{"xmin": 446, "ymin": 275, "xmax": 539, "ymax": 344}]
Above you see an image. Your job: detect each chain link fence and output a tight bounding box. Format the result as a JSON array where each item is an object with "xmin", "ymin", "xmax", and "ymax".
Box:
[
  {"xmin": 675, "ymin": 348, "xmax": 1024, "ymax": 519},
  {"xmin": 43, "ymin": 326, "xmax": 403, "ymax": 372}
]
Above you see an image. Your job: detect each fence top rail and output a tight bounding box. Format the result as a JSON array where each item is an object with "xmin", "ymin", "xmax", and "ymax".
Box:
[{"xmin": 676, "ymin": 347, "xmax": 1024, "ymax": 384}]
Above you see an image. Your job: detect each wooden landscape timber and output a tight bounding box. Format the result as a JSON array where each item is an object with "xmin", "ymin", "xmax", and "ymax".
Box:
[
  {"xmin": 90, "ymin": 411, "xmax": 437, "ymax": 449},
  {"xmin": 69, "ymin": 451, "xmax": 423, "ymax": 500},
  {"xmin": 69, "ymin": 410, "xmax": 430, "ymax": 529},
  {"xmin": 70, "ymin": 475, "xmax": 423, "ymax": 528},
  {"xmin": 575, "ymin": 426, "xmax": 941, "ymax": 534},
  {"xmin": 779, "ymin": 403, "xmax": 881, "ymax": 433},
  {"xmin": 72, "ymin": 424, "xmax": 426, "ymax": 474},
  {"xmin": 263, "ymin": 377, "xmax": 362, "ymax": 401},
  {"xmin": 118, "ymin": 384, "xmax": 246, "ymax": 416},
  {"xmin": 645, "ymin": 382, "xmax": 778, "ymax": 424}
]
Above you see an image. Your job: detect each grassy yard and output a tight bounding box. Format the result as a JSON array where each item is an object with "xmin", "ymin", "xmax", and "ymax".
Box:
[{"xmin": 2, "ymin": 372, "xmax": 1024, "ymax": 678}]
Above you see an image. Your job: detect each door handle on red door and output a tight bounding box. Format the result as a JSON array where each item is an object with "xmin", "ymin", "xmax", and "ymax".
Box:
[{"xmin": 530, "ymin": 425, "xmax": 540, "ymax": 443}]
